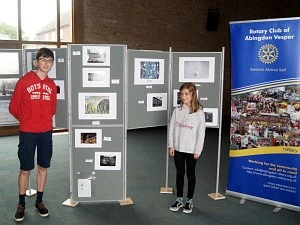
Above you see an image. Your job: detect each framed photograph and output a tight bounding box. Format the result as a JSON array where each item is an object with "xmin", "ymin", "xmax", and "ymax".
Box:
[
  {"xmin": 82, "ymin": 46, "xmax": 110, "ymax": 66},
  {"xmin": 0, "ymin": 52, "xmax": 19, "ymax": 75},
  {"xmin": 94, "ymin": 152, "xmax": 121, "ymax": 170},
  {"xmin": 78, "ymin": 92, "xmax": 117, "ymax": 120},
  {"xmin": 173, "ymin": 89, "xmax": 198, "ymax": 107},
  {"xmin": 54, "ymin": 80, "xmax": 65, "ymax": 100},
  {"xmin": 134, "ymin": 58, "xmax": 164, "ymax": 85},
  {"xmin": 26, "ymin": 51, "xmax": 57, "ymax": 78},
  {"xmin": 26, "ymin": 52, "xmax": 38, "ymax": 71},
  {"xmin": 179, "ymin": 57, "xmax": 215, "ymax": 83},
  {"xmin": 74, "ymin": 129, "xmax": 102, "ymax": 148},
  {"xmin": 82, "ymin": 68, "xmax": 110, "ymax": 87},
  {"xmin": 0, "ymin": 78, "xmax": 18, "ymax": 96},
  {"xmin": 203, "ymin": 108, "xmax": 218, "ymax": 127},
  {"xmin": 147, "ymin": 93, "xmax": 167, "ymax": 111},
  {"xmin": 0, "ymin": 100, "xmax": 19, "ymax": 125}
]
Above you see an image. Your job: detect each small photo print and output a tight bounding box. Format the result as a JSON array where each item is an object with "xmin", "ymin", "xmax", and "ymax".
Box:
[
  {"xmin": 53, "ymin": 80, "xmax": 65, "ymax": 100},
  {"xmin": 134, "ymin": 58, "xmax": 164, "ymax": 85},
  {"xmin": 147, "ymin": 93, "xmax": 167, "ymax": 111},
  {"xmin": 94, "ymin": 152, "xmax": 121, "ymax": 170},
  {"xmin": 203, "ymin": 108, "xmax": 218, "ymax": 127},
  {"xmin": 82, "ymin": 46, "xmax": 111, "ymax": 66},
  {"xmin": 75, "ymin": 129, "xmax": 102, "ymax": 148},
  {"xmin": 179, "ymin": 57, "xmax": 215, "ymax": 83},
  {"xmin": 82, "ymin": 68, "xmax": 110, "ymax": 87}
]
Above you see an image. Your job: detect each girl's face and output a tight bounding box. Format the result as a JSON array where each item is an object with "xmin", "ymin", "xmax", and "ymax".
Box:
[{"xmin": 180, "ymin": 88, "xmax": 193, "ymax": 106}]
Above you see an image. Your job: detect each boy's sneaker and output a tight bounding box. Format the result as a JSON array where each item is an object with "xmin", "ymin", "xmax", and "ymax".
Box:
[
  {"xmin": 14, "ymin": 204, "xmax": 25, "ymax": 222},
  {"xmin": 170, "ymin": 198, "xmax": 184, "ymax": 211},
  {"xmin": 183, "ymin": 200, "xmax": 193, "ymax": 214},
  {"xmin": 35, "ymin": 202, "xmax": 49, "ymax": 217}
]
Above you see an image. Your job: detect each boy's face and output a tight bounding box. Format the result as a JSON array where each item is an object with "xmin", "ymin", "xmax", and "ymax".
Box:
[{"xmin": 36, "ymin": 56, "xmax": 54, "ymax": 74}]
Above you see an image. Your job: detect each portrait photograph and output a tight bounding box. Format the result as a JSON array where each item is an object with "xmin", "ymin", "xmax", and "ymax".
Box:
[
  {"xmin": 0, "ymin": 52, "xmax": 19, "ymax": 75},
  {"xmin": 203, "ymin": 108, "xmax": 218, "ymax": 127},
  {"xmin": 94, "ymin": 152, "xmax": 121, "ymax": 170},
  {"xmin": 179, "ymin": 57, "xmax": 215, "ymax": 83},
  {"xmin": 82, "ymin": 68, "xmax": 110, "ymax": 87},
  {"xmin": 75, "ymin": 128, "xmax": 102, "ymax": 148},
  {"xmin": 147, "ymin": 92, "xmax": 167, "ymax": 111},
  {"xmin": 134, "ymin": 58, "xmax": 164, "ymax": 85},
  {"xmin": 78, "ymin": 92, "xmax": 117, "ymax": 120},
  {"xmin": 82, "ymin": 46, "xmax": 111, "ymax": 66}
]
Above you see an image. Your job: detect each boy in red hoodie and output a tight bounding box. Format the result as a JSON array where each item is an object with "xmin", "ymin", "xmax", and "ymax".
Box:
[{"xmin": 9, "ymin": 48, "xmax": 57, "ymax": 222}]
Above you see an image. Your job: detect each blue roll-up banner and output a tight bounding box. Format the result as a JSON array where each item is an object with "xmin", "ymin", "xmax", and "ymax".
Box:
[{"xmin": 228, "ymin": 17, "xmax": 300, "ymax": 211}]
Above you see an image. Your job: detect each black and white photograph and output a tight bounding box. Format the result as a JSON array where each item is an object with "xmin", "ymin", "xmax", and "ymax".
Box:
[
  {"xmin": 203, "ymin": 108, "xmax": 218, "ymax": 127},
  {"xmin": 179, "ymin": 57, "xmax": 215, "ymax": 83},
  {"xmin": 134, "ymin": 58, "xmax": 164, "ymax": 85},
  {"xmin": 82, "ymin": 68, "xmax": 110, "ymax": 87},
  {"xmin": 54, "ymin": 80, "xmax": 65, "ymax": 100},
  {"xmin": 78, "ymin": 92, "xmax": 117, "ymax": 120},
  {"xmin": 75, "ymin": 129, "xmax": 102, "ymax": 148},
  {"xmin": 0, "ymin": 100, "xmax": 18, "ymax": 125},
  {"xmin": 0, "ymin": 52, "xmax": 19, "ymax": 75},
  {"xmin": 0, "ymin": 78, "xmax": 18, "ymax": 96},
  {"xmin": 82, "ymin": 46, "xmax": 110, "ymax": 66},
  {"xmin": 94, "ymin": 152, "xmax": 121, "ymax": 170},
  {"xmin": 147, "ymin": 92, "xmax": 167, "ymax": 111}
]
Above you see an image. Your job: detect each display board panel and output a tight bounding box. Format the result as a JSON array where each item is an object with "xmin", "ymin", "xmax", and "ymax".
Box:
[
  {"xmin": 127, "ymin": 50, "xmax": 169, "ymax": 129},
  {"xmin": 68, "ymin": 44, "xmax": 126, "ymax": 202},
  {"xmin": 172, "ymin": 52, "xmax": 223, "ymax": 128},
  {"xmin": 24, "ymin": 48, "xmax": 68, "ymax": 129}
]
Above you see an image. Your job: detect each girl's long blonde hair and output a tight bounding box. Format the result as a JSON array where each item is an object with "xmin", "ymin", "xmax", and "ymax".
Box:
[{"xmin": 179, "ymin": 82, "xmax": 203, "ymax": 113}]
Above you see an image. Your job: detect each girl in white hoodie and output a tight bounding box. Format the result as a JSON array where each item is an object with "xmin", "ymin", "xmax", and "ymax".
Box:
[{"xmin": 168, "ymin": 82, "xmax": 206, "ymax": 214}]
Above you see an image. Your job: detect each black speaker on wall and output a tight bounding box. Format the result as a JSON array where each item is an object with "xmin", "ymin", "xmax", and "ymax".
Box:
[{"xmin": 206, "ymin": 8, "xmax": 220, "ymax": 31}]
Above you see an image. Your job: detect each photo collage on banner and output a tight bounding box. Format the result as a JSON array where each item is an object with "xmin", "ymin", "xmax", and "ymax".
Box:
[{"xmin": 228, "ymin": 18, "xmax": 300, "ymax": 211}]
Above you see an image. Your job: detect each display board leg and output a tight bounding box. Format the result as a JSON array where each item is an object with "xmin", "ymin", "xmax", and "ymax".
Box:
[
  {"xmin": 62, "ymin": 199, "xmax": 79, "ymax": 207},
  {"xmin": 239, "ymin": 198, "xmax": 246, "ymax": 205},
  {"xmin": 119, "ymin": 197, "xmax": 134, "ymax": 206},
  {"xmin": 160, "ymin": 187, "xmax": 173, "ymax": 194},
  {"xmin": 208, "ymin": 193, "xmax": 226, "ymax": 200},
  {"xmin": 26, "ymin": 173, "xmax": 37, "ymax": 197},
  {"xmin": 273, "ymin": 207, "xmax": 281, "ymax": 213}
]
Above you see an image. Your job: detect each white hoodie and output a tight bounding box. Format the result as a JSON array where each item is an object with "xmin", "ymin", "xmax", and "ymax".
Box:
[{"xmin": 168, "ymin": 104, "xmax": 206, "ymax": 155}]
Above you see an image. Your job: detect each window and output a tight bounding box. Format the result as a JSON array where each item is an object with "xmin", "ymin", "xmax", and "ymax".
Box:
[{"xmin": 0, "ymin": 0, "xmax": 72, "ymax": 46}]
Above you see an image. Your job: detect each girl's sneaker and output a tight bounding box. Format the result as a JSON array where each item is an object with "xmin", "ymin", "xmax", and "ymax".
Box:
[
  {"xmin": 183, "ymin": 199, "xmax": 193, "ymax": 213},
  {"xmin": 170, "ymin": 197, "xmax": 184, "ymax": 211}
]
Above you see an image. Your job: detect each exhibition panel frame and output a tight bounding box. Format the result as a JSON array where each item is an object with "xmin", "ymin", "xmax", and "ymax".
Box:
[{"xmin": 67, "ymin": 44, "xmax": 128, "ymax": 203}]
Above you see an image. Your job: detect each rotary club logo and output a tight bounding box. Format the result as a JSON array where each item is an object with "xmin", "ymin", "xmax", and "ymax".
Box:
[{"xmin": 258, "ymin": 44, "xmax": 279, "ymax": 64}]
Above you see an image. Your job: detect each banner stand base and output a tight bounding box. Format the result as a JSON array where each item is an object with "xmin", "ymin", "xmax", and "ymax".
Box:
[
  {"xmin": 160, "ymin": 187, "xmax": 173, "ymax": 194},
  {"xmin": 208, "ymin": 193, "xmax": 226, "ymax": 200},
  {"xmin": 273, "ymin": 207, "xmax": 281, "ymax": 213},
  {"xmin": 26, "ymin": 189, "xmax": 37, "ymax": 197},
  {"xmin": 119, "ymin": 197, "xmax": 134, "ymax": 206},
  {"xmin": 240, "ymin": 199, "xmax": 246, "ymax": 204},
  {"xmin": 62, "ymin": 199, "xmax": 79, "ymax": 207}
]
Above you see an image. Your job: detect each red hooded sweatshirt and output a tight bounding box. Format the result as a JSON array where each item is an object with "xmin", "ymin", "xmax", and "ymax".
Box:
[{"xmin": 9, "ymin": 71, "xmax": 57, "ymax": 133}]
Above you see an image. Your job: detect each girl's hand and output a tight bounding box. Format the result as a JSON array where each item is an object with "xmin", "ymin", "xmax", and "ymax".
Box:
[
  {"xmin": 194, "ymin": 153, "xmax": 199, "ymax": 159},
  {"xmin": 169, "ymin": 147, "xmax": 175, "ymax": 156}
]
